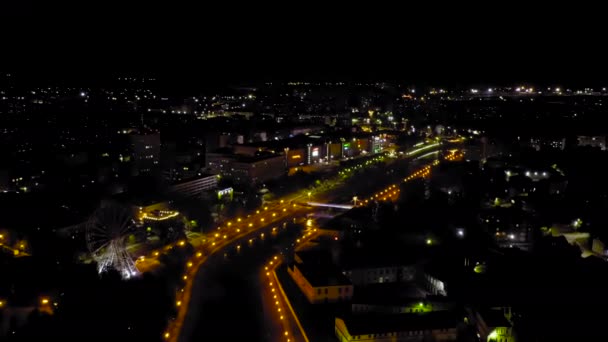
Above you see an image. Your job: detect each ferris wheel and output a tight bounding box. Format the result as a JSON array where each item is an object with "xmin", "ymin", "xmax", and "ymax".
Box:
[{"xmin": 86, "ymin": 202, "xmax": 139, "ymax": 279}]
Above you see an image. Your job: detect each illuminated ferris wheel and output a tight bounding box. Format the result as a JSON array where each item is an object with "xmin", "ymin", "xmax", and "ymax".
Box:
[{"xmin": 86, "ymin": 202, "xmax": 139, "ymax": 279}]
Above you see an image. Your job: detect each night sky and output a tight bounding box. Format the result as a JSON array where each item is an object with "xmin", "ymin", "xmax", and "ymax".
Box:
[{"xmin": 3, "ymin": 4, "xmax": 606, "ymax": 86}]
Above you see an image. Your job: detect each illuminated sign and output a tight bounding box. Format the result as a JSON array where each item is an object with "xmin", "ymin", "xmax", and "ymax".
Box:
[
  {"xmin": 312, "ymin": 148, "xmax": 319, "ymax": 157},
  {"xmin": 291, "ymin": 155, "xmax": 301, "ymax": 159}
]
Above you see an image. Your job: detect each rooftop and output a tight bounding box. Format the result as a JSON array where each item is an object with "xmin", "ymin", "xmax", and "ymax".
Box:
[
  {"xmin": 170, "ymin": 173, "xmax": 217, "ymax": 185},
  {"xmin": 479, "ymin": 310, "xmax": 511, "ymax": 328},
  {"xmin": 296, "ymin": 249, "xmax": 333, "ymax": 264},
  {"xmin": 294, "ymin": 261, "xmax": 352, "ymax": 287},
  {"xmin": 351, "ymin": 283, "xmax": 426, "ymax": 305},
  {"xmin": 338, "ymin": 311, "xmax": 460, "ymax": 336},
  {"xmin": 233, "ymin": 153, "xmax": 284, "ymax": 163},
  {"xmin": 339, "ymin": 244, "xmax": 418, "ymax": 270}
]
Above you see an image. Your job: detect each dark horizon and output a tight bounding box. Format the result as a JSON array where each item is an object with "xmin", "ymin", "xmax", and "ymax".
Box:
[{"xmin": 3, "ymin": 68, "xmax": 606, "ymax": 89}]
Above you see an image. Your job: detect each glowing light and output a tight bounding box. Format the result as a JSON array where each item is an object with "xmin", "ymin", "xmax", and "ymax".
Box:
[{"xmin": 142, "ymin": 211, "xmax": 180, "ymax": 221}]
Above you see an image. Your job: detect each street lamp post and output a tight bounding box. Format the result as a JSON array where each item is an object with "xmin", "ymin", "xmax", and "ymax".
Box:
[{"xmin": 352, "ymin": 196, "xmax": 358, "ymax": 206}]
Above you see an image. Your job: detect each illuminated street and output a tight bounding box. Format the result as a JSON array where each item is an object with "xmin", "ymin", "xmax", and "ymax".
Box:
[
  {"xmin": 162, "ymin": 142, "xmax": 452, "ymax": 342},
  {"xmin": 4, "ymin": 42, "xmax": 608, "ymax": 342}
]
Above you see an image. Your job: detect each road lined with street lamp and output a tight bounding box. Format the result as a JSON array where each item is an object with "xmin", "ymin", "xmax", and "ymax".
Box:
[
  {"xmin": 261, "ymin": 227, "xmax": 319, "ymax": 342},
  {"xmin": 162, "ymin": 140, "xmax": 460, "ymax": 341},
  {"xmin": 255, "ymin": 150, "xmax": 466, "ymax": 342}
]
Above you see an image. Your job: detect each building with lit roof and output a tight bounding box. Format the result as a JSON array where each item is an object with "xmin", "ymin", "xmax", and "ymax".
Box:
[
  {"xmin": 335, "ymin": 311, "xmax": 460, "ymax": 342},
  {"xmin": 289, "ymin": 250, "xmax": 353, "ymax": 304},
  {"xmin": 206, "ymin": 151, "xmax": 286, "ymax": 184},
  {"xmin": 289, "ymin": 261, "xmax": 353, "ymax": 304},
  {"xmin": 467, "ymin": 308, "xmax": 515, "ymax": 342},
  {"xmin": 169, "ymin": 174, "xmax": 218, "ymax": 198}
]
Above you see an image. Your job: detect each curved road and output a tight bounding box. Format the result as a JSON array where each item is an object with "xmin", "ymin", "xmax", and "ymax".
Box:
[
  {"xmin": 180, "ymin": 218, "xmax": 306, "ymax": 341},
  {"xmin": 169, "ymin": 142, "xmax": 460, "ymax": 341}
]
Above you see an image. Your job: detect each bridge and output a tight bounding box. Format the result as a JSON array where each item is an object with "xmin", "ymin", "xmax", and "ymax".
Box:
[{"xmin": 303, "ymin": 202, "xmax": 354, "ymax": 210}]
